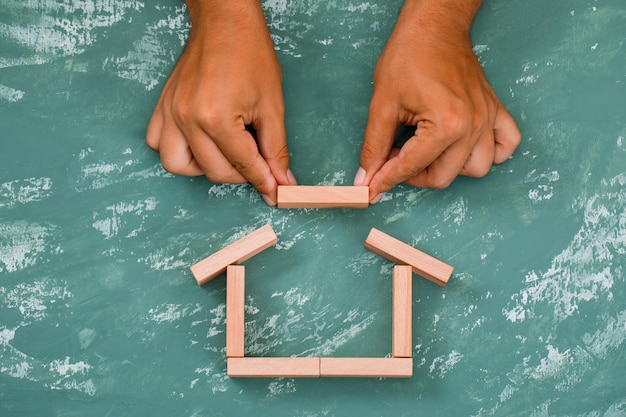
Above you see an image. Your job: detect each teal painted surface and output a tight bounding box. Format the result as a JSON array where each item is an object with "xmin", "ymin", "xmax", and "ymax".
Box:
[{"xmin": 1, "ymin": 0, "xmax": 625, "ymax": 415}]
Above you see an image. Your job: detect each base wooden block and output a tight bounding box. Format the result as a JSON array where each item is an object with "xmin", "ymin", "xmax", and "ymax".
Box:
[
  {"xmin": 226, "ymin": 266, "xmax": 245, "ymax": 358},
  {"xmin": 320, "ymin": 358, "xmax": 413, "ymax": 378},
  {"xmin": 364, "ymin": 228, "xmax": 453, "ymax": 287},
  {"xmin": 227, "ymin": 357, "xmax": 320, "ymax": 378},
  {"xmin": 393, "ymin": 265, "xmax": 412, "ymax": 358},
  {"xmin": 190, "ymin": 224, "xmax": 278, "ymax": 286},
  {"xmin": 277, "ymin": 186, "xmax": 369, "ymax": 209}
]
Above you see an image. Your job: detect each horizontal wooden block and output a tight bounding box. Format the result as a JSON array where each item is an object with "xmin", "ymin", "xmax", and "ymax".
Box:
[
  {"xmin": 226, "ymin": 266, "xmax": 245, "ymax": 358},
  {"xmin": 277, "ymin": 186, "xmax": 369, "ymax": 209},
  {"xmin": 190, "ymin": 224, "xmax": 278, "ymax": 285},
  {"xmin": 320, "ymin": 358, "xmax": 413, "ymax": 378},
  {"xmin": 393, "ymin": 265, "xmax": 412, "ymax": 358},
  {"xmin": 227, "ymin": 357, "xmax": 320, "ymax": 378},
  {"xmin": 364, "ymin": 228, "xmax": 453, "ymax": 287}
]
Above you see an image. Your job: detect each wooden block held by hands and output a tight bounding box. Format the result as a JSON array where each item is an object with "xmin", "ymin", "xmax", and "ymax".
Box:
[
  {"xmin": 277, "ymin": 186, "xmax": 369, "ymax": 209},
  {"xmin": 226, "ymin": 265, "xmax": 245, "ymax": 358},
  {"xmin": 319, "ymin": 358, "xmax": 413, "ymax": 378},
  {"xmin": 393, "ymin": 265, "xmax": 412, "ymax": 358},
  {"xmin": 228, "ymin": 357, "xmax": 321, "ymax": 378},
  {"xmin": 364, "ymin": 228, "xmax": 453, "ymax": 287},
  {"xmin": 190, "ymin": 224, "xmax": 278, "ymax": 286}
]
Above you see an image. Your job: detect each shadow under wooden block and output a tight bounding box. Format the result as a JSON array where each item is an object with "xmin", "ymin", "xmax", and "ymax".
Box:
[
  {"xmin": 190, "ymin": 224, "xmax": 278, "ymax": 286},
  {"xmin": 319, "ymin": 358, "xmax": 413, "ymax": 378},
  {"xmin": 226, "ymin": 265, "xmax": 245, "ymax": 358},
  {"xmin": 392, "ymin": 265, "xmax": 412, "ymax": 358},
  {"xmin": 277, "ymin": 186, "xmax": 369, "ymax": 209},
  {"xmin": 364, "ymin": 228, "xmax": 453, "ymax": 287},
  {"xmin": 227, "ymin": 357, "xmax": 321, "ymax": 378}
]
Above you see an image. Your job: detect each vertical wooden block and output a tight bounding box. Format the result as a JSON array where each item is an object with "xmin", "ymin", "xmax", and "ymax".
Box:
[
  {"xmin": 393, "ymin": 265, "xmax": 412, "ymax": 358},
  {"xmin": 277, "ymin": 186, "xmax": 369, "ymax": 209},
  {"xmin": 319, "ymin": 358, "xmax": 413, "ymax": 378},
  {"xmin": 190, "ymin": 224, "xmax": 278, "ymax": 285},
  {"xmin": 226, "ymin": 265, "xmax": 245, "ymax": 358},
  {"xmin": 364, "ymin": 228, "xmax": 453, "ymax": 287},
  {"xmin": 227, "ymin": 357, "xmax": 321, "ymax": 378}
]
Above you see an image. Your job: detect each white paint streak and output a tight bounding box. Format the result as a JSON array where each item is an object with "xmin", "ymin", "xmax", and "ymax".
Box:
[
  {"xmin": 0, "ymin": 177, "xmax": 52, "ymax": 209},
  {"xmin": 0, "ymin": 222, "xmax": 59, "ymax": 273}
]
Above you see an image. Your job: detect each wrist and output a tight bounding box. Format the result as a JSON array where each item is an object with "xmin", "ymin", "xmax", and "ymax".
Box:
[
  {"xmin": 185, "ymin": 0, "xmax": 267, "ymax": 35},
  {"xmin": 395, "ymin": 0, "xmax": 482, "ymax": 46}
]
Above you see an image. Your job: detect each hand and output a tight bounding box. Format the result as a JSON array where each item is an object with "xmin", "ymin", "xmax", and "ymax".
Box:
[
  {"xmin": 146, "ymin": 0, "xmax": 296, "ymax": 206},
  {"xmin": 354, "ymin": 0, "xmax": 521, "ymax": 203}
]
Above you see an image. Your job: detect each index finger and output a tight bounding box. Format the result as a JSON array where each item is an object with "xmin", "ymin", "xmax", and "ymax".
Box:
[
  {"xmin": 357, "ymin": 101, "xmax": 400, "ymax": 186},
  {"xmin": 212, "ymin": 125, "xmax": 278, "ymax": 204}
]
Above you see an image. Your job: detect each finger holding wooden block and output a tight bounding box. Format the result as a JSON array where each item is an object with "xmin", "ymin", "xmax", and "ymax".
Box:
[
  {"xmin": 226, "ymin": 266, "xmax": 245, "ymax": 358},
  {"xmin": 319, "ymin": 358, "xmax": 413, "ymax": 378},
  {"xmin": 190, "ymin": 224, "xmax": 278, "ymax": 286},
  {"xmin": 393, "ymin": 265, "xmax": 412, "ymax": 358},
  {"xmin": 364, "ymin": 228, "xmax": 453, "ymax": 287},
  {"xmin": 277, "ymin": 186, "xmax": 369, "ymax": 209},
  {"xmin": 228, "ymin": 357, "xmax": 321, "ymax": 378}
]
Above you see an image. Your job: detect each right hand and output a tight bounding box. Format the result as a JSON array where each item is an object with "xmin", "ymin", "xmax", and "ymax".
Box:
[
  {"xmin": 146, "ymin": 1, "xmax": 296, "ymax": 206},
  {"xmin": 355, "ymin": 0, "xmax": 521, "ymax": 203}
]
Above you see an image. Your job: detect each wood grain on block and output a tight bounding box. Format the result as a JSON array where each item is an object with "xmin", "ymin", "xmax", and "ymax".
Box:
[
  {"xmin": 226, "ymin": 266, "xmax": 245, "ymax": 358},
  {"xmin": 393, "ymin": 265, "xmax": 412, "ymax": 358},
  {"xmin": 277, "ymin": 186, "xmax": 369, "ymax": 209},
  {"xmin": 319, "ymin": 358, "xmax": 413, "ymax": 378},
  {"xmin": 227, "ymin": 357, "xmax": 320, "ymax": 378},
  {"xmin": 364, "ymin": 228, "xmax": 453, "ymax": 287},
  {"xmin": 190, "ymin": 224, "xmax": 277, "ymax": 285}
]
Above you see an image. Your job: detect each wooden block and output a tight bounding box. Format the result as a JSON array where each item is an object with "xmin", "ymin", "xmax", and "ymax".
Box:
[
  {"xmin": 277, "ymin": 186, "xmax": 369, "ymax": 209},
  {"xmin": 227, "ymin": 357, "xmax": 320, "ymax": 378},
  {"xmin": 393, "ymin": 265, "xmax": 412, "ymax": 358},
  {"xmin": 226, "ymin": 265, "xmax": 245, "ymax": 358},
  {"xmin": 190, "ymin": 224, "xmax": 278, "ymax": 285},
  {"xmin": 364, "ymin": 228, "xmax": 453, "ymax": 287},
  {"xmin": 319, "ymin": 358, "xmax": 413, "ymax": 378}
]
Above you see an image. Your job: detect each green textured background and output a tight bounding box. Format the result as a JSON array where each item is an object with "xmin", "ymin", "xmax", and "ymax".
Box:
[{"xmin": 1, "ymin": 0, "xmax": 625, "ymax": 416}]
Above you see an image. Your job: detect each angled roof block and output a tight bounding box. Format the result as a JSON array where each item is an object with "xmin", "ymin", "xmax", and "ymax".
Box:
[
  {"xmin": 190, "ymin": 224, "xmax": 277, "ymax": 285},
  {"xmin": 365, "ymin": 227, "xmax": 453, "ymax": 287}
]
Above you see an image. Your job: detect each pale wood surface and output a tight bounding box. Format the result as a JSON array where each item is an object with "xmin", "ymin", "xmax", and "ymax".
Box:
[
  {"xmin": 364, "ymin": 228, "xmax": 453, "ymax": 286},
  {"xmin": 190, "ymin": 224, "xmax": 278, "ymax": 285},
  {"xmin": 392, "ymin": 265, "xmax": 412, "ymax": 358},
  {"xmin": 227, "ymin": 357, "xmax": 321, "ymax": 378},
  {"xmin": 277, "ymin": 186, "xmax": 369, "ymax": 209},
  {"xmin": 319, "ymin": 358, "xmax": 413, "ymax": 378},
  {"xmin": 226, "ymin": 265, "xmax": 245, "ymax": 358}
]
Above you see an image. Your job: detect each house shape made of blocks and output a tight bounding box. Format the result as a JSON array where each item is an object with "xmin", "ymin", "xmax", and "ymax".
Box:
[{"xmin": 189, "ymin": 186, "xmax": 454, "ymax": 378}]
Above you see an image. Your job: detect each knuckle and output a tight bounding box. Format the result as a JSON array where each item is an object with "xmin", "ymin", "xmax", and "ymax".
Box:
[
  {"xmin": 145, "ymin": 135, "xmax": 159, "ymax": 151},
  {"xmin": 160, "ymin": 156, "xmax": 184, "ymax": 175},
  {"xmin": 205, "ymin": 170, "xmax": 243, "ymax": 185},
  {"xmin": 229, "ymin": 157, "xmax": 253, "ymax": 174},
  {"xmin": 437, "ymin": 99, "xmax": 472, "ymax": 140},
  {"xmin": 472, "ymin": 111, "xmax": 489, "ymax": 134},
  {"xmin": 174, "ymin": 102, "xmax": 224, "ymax": 131},
  {"xmin": 466, "ymin": 162, "xmax": 492, "ymax": 178},
  {"xmin": 430, "ymin": 175, "xmax": 455, "ymax": 189},
  {"xmin": 360, "ymin": 141, "xmax": 378, "ymax": 163},
  {"xmin": 267, "ymin": 143, "xmax": 290, "ymax": 166}
]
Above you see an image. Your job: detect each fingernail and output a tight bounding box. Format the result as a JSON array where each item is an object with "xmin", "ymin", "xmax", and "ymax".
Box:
[
  {"xmin": 370, "ymin": 193, "xmax": 385, "ymax": 204},
  {"xmin": 261, "ymin": 193, "xmax": 276, "ymax": 206},
  {"xmin": 353, "ymin": 167, "xmax": 367, "ymax": 186},
  {"xmin": 286, "ymin": 169, "xmax": 297, "ymax": 185}
]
